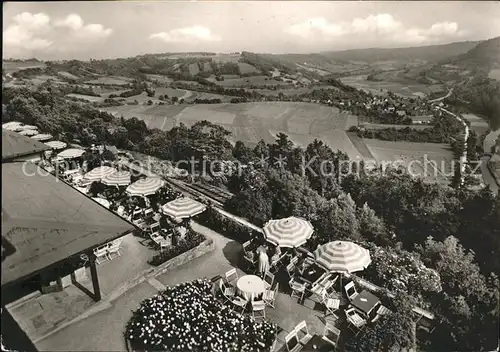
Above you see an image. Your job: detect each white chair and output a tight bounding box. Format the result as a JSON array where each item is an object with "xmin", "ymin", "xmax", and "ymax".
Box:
[
  {"xmin": 345, "ymin": 307, "xmax": 366, "ymax": 335},
  {"xmin": 144, "ymin": 208, "xmax": 154, "ymax": 218},
  {"xmin": 149, "ymin": 222, "xmax": 161, "ymax": 235},
  {"xmin": 107, "ymin": 240, "xmax": 122, "ymax": 259},
  {"xmin": 263, "ymin": 271, "xmax": 275, "ymax": 290},
  {"xmin": 284, "ymin": 331, "xmax": 302, "ymax": 352},
  {"xmin": 251, "ymin": 300, "xmax": 266, "ymax": 320},
  {"xmin": 225, "ymin": 268, "xmax": 239, "ymax": 286},
  {"xmin": 372, "ymin": 305, "xmax": 392, "ymax": 323},
  {"xmin": 295, "ymin": 321, "xmax": 313, "ymax": 346},
  {"xmin": 93, "ymin": 245, "xmax": 110, "ymax": 265},
  {"xmin": 219, "ymin": 279, "xmax": 235, "ymax": 301},
  {"xmin": 289, "ymin": 278, "xmax": 306, "ymax": 301},
  {"xmin": 344, "ymin": 281, "xmax": 359, "ymax": 301},
  {"xmin": 322, "ymin": 290, "xmax": 340, "ymax": 317},
  {"xmin": 230, "ymin": 296, "xmax": 248, "ymax": 314},
  {"xmin": 150, "ymin": 232, "xmax": 164, "ymax": 245},
  {"xmin": 159, "ymin": 236, "xmax": 172, "ymax": 251},
  {"xmin": 322, "ymin": 322, "xmax": 341, "ymax": 349},
  {"xmin": 263, "ymin": 283, "xmax": 279, "ymax": 308}
]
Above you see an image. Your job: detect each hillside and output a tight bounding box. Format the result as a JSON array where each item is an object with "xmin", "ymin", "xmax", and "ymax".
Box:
[
  {"xmin": 319, "ymin": 40, "xmax": 481, "ymax": 63},
  {"xmin": 448, "ymin": 36, "xmax": 500, "ymax": 69}
]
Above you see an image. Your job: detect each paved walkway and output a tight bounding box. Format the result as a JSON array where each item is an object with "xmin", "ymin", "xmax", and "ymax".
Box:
[{"xmin": 35, "ymin": 223, "xmax": 326, "ymax": 351}]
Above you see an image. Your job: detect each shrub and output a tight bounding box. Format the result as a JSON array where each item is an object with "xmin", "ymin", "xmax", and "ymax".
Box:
[
  {"xmin": 196, "ymin": 206, "xmax": 260, "ymax": 242},
  {"xmin": 125, "ymin": 279, "xmax": 277, "ymax": 351},
  {"xmin": 148, "ymin": 230, "xmax": 205, "ymax": 266}
]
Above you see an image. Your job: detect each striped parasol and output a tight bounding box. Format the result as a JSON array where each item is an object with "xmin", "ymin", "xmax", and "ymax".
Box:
[
  {"xmin": 101, "ymin": 170, "xmax": 131, "ymax": 186},
  {"xmin": 21, "ymin": 124, "xmax": 38, "ymax": 130},
  {"xmin": 161, "ymin": 197, "xmax": 207, "ymax": 219},
  {"xmin": 84, "ymin": 166, "xmax": 116, "ymax": 182},
  {"xmin": 314, "ymin": 241, "xmax": 371, "ymax": 274},
  {"xmin": 57, "ymin": 148, "xmax": 85, "ymax": 159},
  {"xmin": 2, "ymin": 122, "xmax": 24, "ymax": 131},
  {"xmin": 263, "ymin": 216, "xmax": 314, "ymax": 248},
  {"xmin": 45, "ymin": 141, "xmax": 67, "ymax": 150},
  {"xmin": 18, "ymin": 129, "xmax": 39, "ymax": 136},
  {"xmin": 126, "ymin": 177, "xmax": 164, "ymax": 197},
  {"xmin": 31, "ymin": 133, "xmax": 53, "ymax": 142}
]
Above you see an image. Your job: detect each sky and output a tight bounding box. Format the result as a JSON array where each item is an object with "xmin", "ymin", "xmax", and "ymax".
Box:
[{"xmin": 3, "ymin": 1, "xmax": 500, "ymax": 60}]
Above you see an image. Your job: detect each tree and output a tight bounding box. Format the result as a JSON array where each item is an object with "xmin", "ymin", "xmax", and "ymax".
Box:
[
  {"xmin": 233, "ymin": 141, "xmax": 253, "ymax": 164},
  {"xmin": 357, "ymin": 202, "xmax": 389, "ymax": 245}
]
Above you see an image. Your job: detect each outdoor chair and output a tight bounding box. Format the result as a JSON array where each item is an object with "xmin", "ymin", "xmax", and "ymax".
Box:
[
  {"xmin": 159, "ymin": 236, "xmax": 172, "ymax": 251},
  {"xmin": 345, "ymin": 307, "xmax": 367, "ymax": 335},
  {"xmin": 322, "ymin": 322, "xmax": 341, "ymax": 350},
  {"xmin": 93, "ymin": 245, "xmax": 110, "ymax": 265},
  {"xmin": 230, "ymin": 296, "xmax": 248, "ymax": 314},
  {"xmin": 322, "ymin": 290, "xmax": 340, "ymax": 318},
  {"xmin": 150, "ymin": 232, "xmax": 164, "ymax": 245},
  {"xmin": 149, "ymin": 222, "xmax": 161, "ymax": 235},
  {"xmin": 372, "ymin": 305, "xmax": 392, "ymax": 323},
  {"xmin": 107, "ymin": 239, "xmax": 122, "ymax": 260},
  {"xmin": 251, "ymin": 300, "xmax": 266, "ymax": 320},
  {"xmin": 144, "ymin": 208, "xmax": 154, "ymax": 218},
  {"xmin": 289, "ymin": 278, "xmax": 306, "ymax": 301},
  {"xmin": 225, "ymin": 268, "xmax": 239, "ymax": 286},
  {"xmin": 263, "ymin": 283, "xmax": 279, "ymax": 308},
  {"xmin": 242, "ymin": 240, "xmax": 252, "ymax": 253},
  {"xmin": 344, "ymin": 281, "xmax": 359, "ymax": 301},
  {"xmin": 263, "ymin": 271, "xmax": 275, "ymax": 290},
  {"xmin": 219, "ymin": 279, "xmax": 235, "ymax": 301},
  {"xmin": 295, "ymin": 321, "xmax": 313, "ymax": 346},
  {"xmin": 284, "ymin": 331, "xmax": 302, "ymax": 352}
]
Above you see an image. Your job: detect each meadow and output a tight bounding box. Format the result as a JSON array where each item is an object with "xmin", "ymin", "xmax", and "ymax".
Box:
[
  {"xmin": 85, "ymin": 76, "xmax": 132, "ymax": 86},
  {"xmin": 216, "ymin": 76, "xmax": 292, "ymax": 87},
  {"xmin": 488, "ymin": 68, "xmax": 500, "ymax": 80},
  {"xmin": 2, "ymin": 61, "xmax": 46, "ymax": 74}
]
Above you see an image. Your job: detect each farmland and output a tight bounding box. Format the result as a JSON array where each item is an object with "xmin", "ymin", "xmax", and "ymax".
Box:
[
  {"xmin": 102, "ymin": 102, "xmax": 362, "ymax": 158},
  {"xmin": 363, "ymin": 139, "xmax": 454, "ymax": 185},
  {"xmin": 340, "ymin": 74, "xmax": 445, "ymax": 97},
  {"xmin": 2, "ymin": 60, "xmax": 46, "ymax": 74},
  {"xmin": 488, "ymin": 68, "xmax": 500, "ymax": 80},
  {"xmin": 215, "ymin": 75, "xmax": 292, "ymax": 87},
  {"xmin": 84, "ymin": 76, "xmax": 132, "ymax": 86}
]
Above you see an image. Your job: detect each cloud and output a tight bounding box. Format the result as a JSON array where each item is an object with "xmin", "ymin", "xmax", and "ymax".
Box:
[
  {"xmin": 285, "ymin": 14, "xmax": 467, "ymax": 44},
  {"xmin": 149, "ymin": 26, "xmax": 221, "ymax": 43},
  {"xmin": 3, "ymin": 12, "xmax": 113, "ymax": 58}
]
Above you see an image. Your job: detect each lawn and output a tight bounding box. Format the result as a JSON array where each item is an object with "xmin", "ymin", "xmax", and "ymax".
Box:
[{"xmin": 237, "ymin": 63, "xmax": 260, "ymax": 74}]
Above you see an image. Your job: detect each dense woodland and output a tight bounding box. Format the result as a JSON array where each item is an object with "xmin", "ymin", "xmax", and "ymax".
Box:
[{"xmin": 2, "ymin": 86, "xmax": 499, "ymax": 351}]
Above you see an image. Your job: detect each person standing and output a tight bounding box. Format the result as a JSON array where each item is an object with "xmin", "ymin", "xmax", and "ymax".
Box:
[{"xmin": 258, "ymin": 249, "xmax": 270, "ymax": 277}]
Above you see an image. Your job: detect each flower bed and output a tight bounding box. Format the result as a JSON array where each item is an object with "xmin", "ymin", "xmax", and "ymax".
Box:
[
  {"xmin": 148, "ymin": 231, "xmax": 205, "ymax": 266},
  {"xmin": 196, "ymin": 206, "xmax": 261, "ymax": 243},
  {"xmin": 126, "ymin": 279, "xmax": 277, "ymax": 351}
]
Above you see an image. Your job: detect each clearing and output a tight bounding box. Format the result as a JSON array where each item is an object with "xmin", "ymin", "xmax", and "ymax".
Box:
[{"xmin": 85, "ymin": 76, "xmax": 132, "ymax": 86}]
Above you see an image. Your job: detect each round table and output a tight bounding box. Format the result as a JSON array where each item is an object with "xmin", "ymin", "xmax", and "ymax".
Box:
[{"xmin": 236, "ymin": 275, "xmax": 266, "ymax": 301}]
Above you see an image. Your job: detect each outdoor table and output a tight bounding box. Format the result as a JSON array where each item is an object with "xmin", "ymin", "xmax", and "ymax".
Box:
[
  {"xmin": 351, "ymin": 290, "xmax": 381, "ymax": 318},
  {"xmin": 299, "ymin": 265, "xmax": 324, "ymax": 285},
  {"xmin": 236, "ymin": 275, "xmax": 266, "ymax": 301},
  {"xmin": 302, "ymin": 335, "xmax": 335, "ymax": 351}
]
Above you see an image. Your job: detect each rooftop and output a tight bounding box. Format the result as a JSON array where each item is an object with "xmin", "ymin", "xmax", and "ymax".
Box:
[
  {"xmin": 2, "ymin": 129, "xmax": 50, "ymax": 161},
  {"xmin": 1, "ymin": 162, "xmax": 136, "ymax": 286}
]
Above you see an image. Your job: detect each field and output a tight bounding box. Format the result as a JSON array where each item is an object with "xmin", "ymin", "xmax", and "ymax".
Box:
[
  {"xmin": 85, "ymin": 76, "xmax": 132, "ymax": 86},
  {"xmin": 3, "ymin": 61, "xmax": 46, "ymax": 74},
  {"xmin": 102, "ymin": 102, "xmax": 362, "ymax": 159},
  {"xmin": 216, "ymin": 75, "xmax": 292, "ymax": 87},
  {"xmin": 146, "ymin": 74, "xmax": 174, "ymax": 84},
  {"xmin": 488, "ymin": 68, "xmax": 500, "ymax": 80},
  {"xmin": 360, "ymin": 123, "xmax": 430, "ymax": 130},
  {"xmin": 363, "ymin": 139, "xmax": 454, "ymax": 184},
  {"xmin": 237, "ymin": 63, "xmax": 260, "ymax": 74},
  {"xmin": 248, "ymin": 86, "xmax": 330, "ymax": 96},
  {"xmin": 66, "ymin": 93, "xmax": 103, "ymax": 102},
  {"xmin": 340, "ymin": 74, "xmax": 444, "ymax": 97},
  {"xmin": 462, "ymin": 113, "xmax": 490, "ymax": 135}
]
